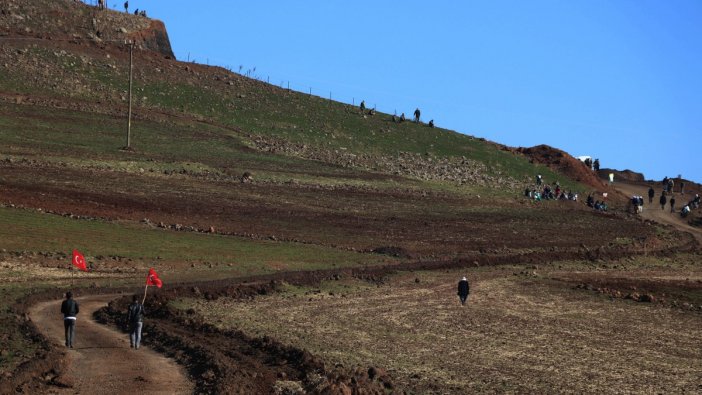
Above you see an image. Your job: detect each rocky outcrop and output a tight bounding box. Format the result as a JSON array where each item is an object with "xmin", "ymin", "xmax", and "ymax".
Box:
[
  {"xmin": 0, "ymin": 0, "xmax": 174, "ymax": 58},
  {"xmin": 515, "ymin": 144, "xmax": 608, "ymax": 190}
]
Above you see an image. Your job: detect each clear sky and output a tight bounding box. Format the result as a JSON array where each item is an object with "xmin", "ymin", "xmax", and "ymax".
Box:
[{"xmin": 115, "ymin": 0, "xmax": 701, "ymax": 182}]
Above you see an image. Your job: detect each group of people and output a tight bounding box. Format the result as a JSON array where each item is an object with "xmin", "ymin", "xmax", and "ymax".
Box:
[
  {"xmin": 61, "ymin": 292, "xmax": 146, "ymax": 350},
  {"xmin": 524, "ymin": 185, "xmax": 578, "ymax": 202},
  {"xmin": 525, "ymin": 175, "xmax": 578, "ymax": 202},
  {"xmin": 586, "ymin": 194, "xmax": 608, "ymax": 211},
  {"xmin": 630, "ymin": 195, "xmax": 645, "ymax": 214},
  {"xmin": 650, "ymin": 183, "xmax": 700, "ymax": 218},
  {"xmin": 661, "ymin": 177, "xmax": 684, "ymax": 194},
  {"xmin": 123, "ymin": 1, "xmax": 147, "ymax": 16},
  {"xmin": 680, "ymin": 194, "xmax": 700, "ymax": 218},
  {"xmin": 359, "ymin": 102, "xmax": 434, "ymax": 127}
]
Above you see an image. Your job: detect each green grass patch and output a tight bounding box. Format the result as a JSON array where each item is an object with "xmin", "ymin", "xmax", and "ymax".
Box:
[{"xmin": 0, "ymin": 207, "xmax": 395, "ymax": 275}]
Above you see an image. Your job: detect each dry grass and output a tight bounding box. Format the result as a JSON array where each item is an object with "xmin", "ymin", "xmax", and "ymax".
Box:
[{"xmin": 181, "ymin": 263, "xmax": 702, "ymax": 393}]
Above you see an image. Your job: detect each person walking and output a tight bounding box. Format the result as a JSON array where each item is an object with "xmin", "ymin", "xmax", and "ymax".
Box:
[
  {"xmin": 680, "ymin": 181, "xmax": 685, "ymax": 195},
  {"xmin": 660, "ymin": 193, "xmax": 667, "ymax": 210},
  {"xmin": 413, "ymin": 108, "xmax": 421, "ymax": 123},
  {"xmin": 127, "ymin": 295, "xmax": 146, "ymax": 349},
  {"xmin": 457, "ymin": 276, "xmax": 470, "ymax": 306},
  {"xmin": 648, "ymin": 186, "xmax": 655, "ymax": 204},
  {"xmin": 60, "ymin": 291, "xmax": 79, "ymax": 348},
  {"xmin": 670, "ymin": 196, "xmax": 676, "ymax": 213},
  {"xmin": 124, "ymin": 1, "xmax": 128, "ymax": 13}
]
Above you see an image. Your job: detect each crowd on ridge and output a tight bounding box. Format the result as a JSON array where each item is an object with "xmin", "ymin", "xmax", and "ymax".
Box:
[
  {"xmin": 358, "ymin": 101, "xmax": 435, "ymax": 128},
  {"xmin": 524, "ymin": 174, "xmax": 581, "ymax": 203}
]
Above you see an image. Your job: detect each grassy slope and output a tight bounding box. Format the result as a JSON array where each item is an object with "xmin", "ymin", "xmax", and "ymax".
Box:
[{"xmin": 0, "ymin": 39, "xmax": 578, "ymax": 189}]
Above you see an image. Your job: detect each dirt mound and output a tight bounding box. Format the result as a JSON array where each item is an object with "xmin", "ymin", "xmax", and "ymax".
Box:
[
  {"xmin": 599, "ymin": 168, "xmax": 645, "ymax": 183},
  {"xmin": 516, "ymin": 144, "xmax": 607, "ymax": 190},
  {"xmin": 0, "ymin": 0, "xmax": 174, "ymax": 58}
]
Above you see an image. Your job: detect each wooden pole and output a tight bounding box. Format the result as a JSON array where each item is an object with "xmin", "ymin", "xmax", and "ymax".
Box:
[
  {"xmin": 126, "ymin": 41, "xmax": 133, "ymax": 149},
  {"xmin": 142, "ymin": 283, "xmax": 149, "ymax": 304}
]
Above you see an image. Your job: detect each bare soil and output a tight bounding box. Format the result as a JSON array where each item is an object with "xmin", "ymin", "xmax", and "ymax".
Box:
[
  {"xmin": 27, "ymin": 294, "xmax": 192, "ymax": 394},
  {"xmin": 187, "ymin": 263, "xmax": 702, "ymax": 393}
]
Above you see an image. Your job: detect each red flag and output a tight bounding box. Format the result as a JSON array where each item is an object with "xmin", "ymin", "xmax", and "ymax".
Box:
[
  {"xmin": 146, "ymin": 268, "xmax": 163, "ymax": 288},
  {"xmin": 72, "ymin": 250, "xmax": 88, "ymax": 272}
]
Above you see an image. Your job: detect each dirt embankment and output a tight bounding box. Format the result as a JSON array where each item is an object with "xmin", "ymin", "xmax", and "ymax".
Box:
[{"xmin": 515, "ymin": 145, "xmax": 608, "ymax": 190}]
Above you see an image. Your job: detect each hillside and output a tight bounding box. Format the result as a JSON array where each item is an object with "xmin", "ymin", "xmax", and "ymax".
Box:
[
  {"xmin": 0, "ymin": 0, "xmax": 592, "ymax": 191},
  {"xmin": 1, "ymin": 2, "xmax": 701, "ymax": 394}
]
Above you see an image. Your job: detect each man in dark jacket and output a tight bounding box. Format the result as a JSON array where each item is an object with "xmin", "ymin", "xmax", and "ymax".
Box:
[
  {"xmin": 457, "ymin": 276, "xmax": 470, "ymax": 306},
  {"xmin": 670, "ymin": 196, "xmax": 676, "ymax": 213},
  {"xmin": 60, "ymin": 291, "xmax": 79, "ymax": 348},
  {"xmin": 648, "ymin": 186, "xmax": 655, "ymax": 204},
  {"xmin": 660, "ymin": 193, "xmax": 667, "ymax": 210},
  {"xmin": 127, "ymin": 295, "xmax": 146, "ymax": 349}
]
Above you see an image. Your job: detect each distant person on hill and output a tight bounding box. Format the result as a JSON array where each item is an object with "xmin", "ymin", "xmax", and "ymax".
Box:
[
  {"xmin": 667, "ymin": 179, "xmax": 674, "ymax": 193},
  {"xmin": 536, "ymin": 174, "xmax": 542, "ymax": 186},
  {"xmin": 400, "ymin": 113, "xmax": 406, "ymax": 123},
  {"xmin": 660, "ymin": 193, "xmax": 667, "ymax": 210},
  {"xmin": 670, "ymin": 196, "xmax": 676, "ymax": 213},
  {"xmin": 457, "ymin": 276, "xmax": 470, "ymax": 306},
  {"xmin": 127, "ymin": 295, "xmax": 146, "ymax": 349},
  {"xmin": 413, "ymin": 108, "xmax": 421, "ymax": 123},
  {"xmin": 124, "ymin": 1, "xmax": 128, "ymax": 12},
  {"xmin": 60, "ymin": 291, "xmax": 79, "ymax": 348},
  {"xmin": 134, "ymin": 8, "xmax": 139, "ymax": 15},
  {"xmin": 680, "ymin": 181, "xmax": 685, "ymax": 195},
  {"xmin": 428, "ymin": 119, "xmax": 434, "ymax": 128},
  {"xmin": 593, "ymin": 159, "xmax": 600, "ymax": 172},
  {"xmin": 648, "ymin": 186, "xmax": 655, "ymax": 204},
  {"xmin": 359, "ymin": 100, "xmax": 366, "ymax": 114}
]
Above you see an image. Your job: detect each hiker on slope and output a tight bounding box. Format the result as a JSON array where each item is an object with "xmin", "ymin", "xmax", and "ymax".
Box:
[
  {"xmin": 60, "ymin": 291, "xmax": 79, "ymax": 348},
  {"xmin": 127, "ymin": 295, "xmax": 146, "ymax": 349},
  {"xmin": 457, "ymin": 276, "xmax": 470, "ymax": 306}
]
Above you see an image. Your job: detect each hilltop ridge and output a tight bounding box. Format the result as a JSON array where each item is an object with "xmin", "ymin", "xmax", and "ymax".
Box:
[{"xmin": 0, "ymin": 0, "xmax": 173, "ymax": 58}]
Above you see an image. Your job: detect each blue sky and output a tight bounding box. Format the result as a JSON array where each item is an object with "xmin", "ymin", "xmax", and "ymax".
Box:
[{"xmin": 115, "ymin": 1, "xmax": 700, "ymax": 182}]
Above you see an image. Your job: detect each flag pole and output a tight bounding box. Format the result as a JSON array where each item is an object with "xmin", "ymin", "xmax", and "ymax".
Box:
[{"xmin": 142, "ymin": 283, "xmax": 149, "ymax": 305}]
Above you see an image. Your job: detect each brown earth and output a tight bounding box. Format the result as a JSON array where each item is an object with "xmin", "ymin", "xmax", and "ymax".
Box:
[
  {"xmin": 3, "ymin": 160, "xmax": 675, "ymax": 258},
  {"xmin": 612, "ymin": 180, "xmax": 702, "ymax": 243},
  {"xmin": 27, "ymin": 294, "xmax": 192, "ymax": 394},
  {"xmin": 514, "ymin": 144, "xmax": 609, "ymax": 190}
]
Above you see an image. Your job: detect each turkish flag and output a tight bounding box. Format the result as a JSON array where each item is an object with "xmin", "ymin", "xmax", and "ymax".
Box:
[
  {"xmin": 72, "ymin": 250, "xmax": 88, "ymax": 272},
  {"xmin": 145, "ymin": 268, "xmax": 163, "ymax": 288}
]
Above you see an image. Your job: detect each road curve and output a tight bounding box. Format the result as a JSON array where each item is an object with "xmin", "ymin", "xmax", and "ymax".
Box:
[
  {"xmin": 612, "ymin": 181, "xmax": 701, "ymax": 244},
  {"xmin": 28, "ymin": 294, "xmax": 193, "ymax": 394}
]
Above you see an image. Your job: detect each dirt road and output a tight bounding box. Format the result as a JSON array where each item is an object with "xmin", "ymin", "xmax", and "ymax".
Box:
[
  {"xmin": 29, "ymin": 295, "xmax": 193, "ymax": 394},
  {"xmin": 613, "ymin": 182, "xmax": 701, "ymax": 244}
]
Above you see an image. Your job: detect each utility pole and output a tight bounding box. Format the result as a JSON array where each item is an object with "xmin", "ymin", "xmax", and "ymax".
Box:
[{"xmin": 126, "ymin": 41, "xmax": 133, "ymax": 149}]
